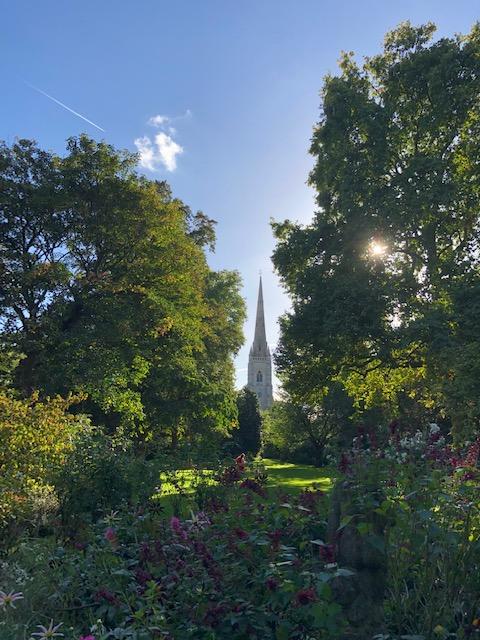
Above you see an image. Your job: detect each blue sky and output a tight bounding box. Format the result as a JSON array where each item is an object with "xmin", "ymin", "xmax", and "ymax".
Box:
[{"xmin": 1, "ymin": 0, "xmax": 478, "ymax": 389}]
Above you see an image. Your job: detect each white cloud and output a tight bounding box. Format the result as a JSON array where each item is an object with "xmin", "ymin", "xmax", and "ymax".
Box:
[
  {"xmin": 134, "ymin": 136, "xmax": 157, "ymax": 171},
  {"xmin": 135, "ymin": 111, "xmax": 189, "ymax": 172},
  {"xmin": 148, "ymin": 114, "xmax": 169, "ymax": 127},
  {"xmin": 134, "ymin": 132, "xmax": 183, "ymax": 172}
]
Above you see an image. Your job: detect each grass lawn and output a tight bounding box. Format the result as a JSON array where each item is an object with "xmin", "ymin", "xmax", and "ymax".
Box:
[
  {"xmin": 159, "ymin": 458, "xmax": 334, "ymax": 508},
  {"xmin": 262, "ymin": 458, "xmax": 334, "ymax": 494}
]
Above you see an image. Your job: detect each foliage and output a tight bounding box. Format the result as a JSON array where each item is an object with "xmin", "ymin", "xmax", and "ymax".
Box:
[
  {"xmin": 0, "ymin": 461, "xmax": 345, "ymax": 640},
  {"xmin": 0, "ymin": 136, "xmax": 245, "ymax": 445},
  {"xmin": 263, "ymin": 386, "xmax": 353, "ymax": 466},
  {"xmin": 272, "ymin": 22, "xmax": 480, "ymax": 434},
  {"xmin": 339, "ymin": 423, "xmax": 480, "ymax": 638},
  {"xmin": 55, "ymin": 431, "xmax": 163, "ymax": 531},
  {"xmin": 0, "ymin": 392, "xmax": 88, "ymax": 542},
  {"xmin": 234, "ymin": 387, "xmax": 262, "ymax": 456}
]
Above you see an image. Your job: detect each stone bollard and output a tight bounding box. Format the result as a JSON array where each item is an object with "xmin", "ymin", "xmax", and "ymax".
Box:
[{"xmin": 327, "ymin": 479, "xmax": 387, "ymax": 639}]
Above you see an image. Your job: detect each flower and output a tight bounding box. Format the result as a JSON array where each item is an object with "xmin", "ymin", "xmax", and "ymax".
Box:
[
  {"xmin": 318, "ymin": 543, "xmax": 336, "ymax": 563},
  {"xmin": 295, "ymin": 587, "xmax": 317, "ymax": 606},
  {"xmin": 103, "ymin": 527, "xmax": 117, "ymax": 543},
  {"xmin": 234, "ymin": 527, "xmax": 249, "ymax": 540},
  {"xmin": 170, "ymin": 516, "xmax": 188, "ymax": 540},
  {"xmin": 0, "ymin": 590, "xmax": 24, "ymax": 608},
  {"xmin": 79, "ymin": 636, "xmax": 96, "ymax": 640},
  {"xmin": 31, "ymin": 620, "xmax": 64, "ymax": 638},
  {"xmin": 266, "ymin": 576, "xmax": 279, "ymax": 591},
  {"xmin": 234, "ymin": 453, "xmax": 246, "ymax": 471},
  {"xmin": 95, "ymin": 588, "xmax": 119, "ymax": 605}
]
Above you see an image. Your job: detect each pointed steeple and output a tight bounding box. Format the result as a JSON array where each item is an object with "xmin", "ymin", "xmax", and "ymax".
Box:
[
  {"xmin": 250, "ymin": 276, "xmax": 270, "ymax": 356},
  {"xmin": 247, "ymin": 275, "xmax": 273, "ymax": 409}
]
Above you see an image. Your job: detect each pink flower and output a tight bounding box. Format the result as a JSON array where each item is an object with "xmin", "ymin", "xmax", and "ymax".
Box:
[
  {"xmin": 80, "ymin": 636, "xmax": 96, "ymax": 640},
  {"xmin": 104, "ymin": 527, "xmax": 117, "ymax": 543}
]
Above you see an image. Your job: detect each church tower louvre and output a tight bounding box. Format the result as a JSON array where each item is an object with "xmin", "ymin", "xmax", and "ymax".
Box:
[{"xmin": 247, "ymin": 276, "xmax": 273, "ymax": 410}]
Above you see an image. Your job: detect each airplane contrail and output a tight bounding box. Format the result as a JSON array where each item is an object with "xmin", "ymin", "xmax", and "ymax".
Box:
[{"xmin": 25, "ymin": 82, "xmax": 105, "ymax": 132}]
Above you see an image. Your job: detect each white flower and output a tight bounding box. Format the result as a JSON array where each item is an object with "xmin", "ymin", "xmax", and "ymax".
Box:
[
  {"xmin": 0, "ymin": 590, "xmax": 23, "ymax": 608},
  {"xmin": 429, "ymin": 423, "xmax": 440, "ymax": 434},
  {"xmin": 31, "ymin": 620, "xmax": 64, "ymax": 638}
]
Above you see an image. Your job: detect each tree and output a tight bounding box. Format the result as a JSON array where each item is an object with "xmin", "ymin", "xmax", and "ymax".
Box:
[
  {"xmin": 272, "ymin": 22, "xmax": 480, "ymax": 437},
  {"xmin": 235, "ymin": 387, "xmax": 262, "ymax": 456},
  {"xmin": 263, "ymin": 385, "xmax": 353, "ymax": 466},
  {"xmin": 0, "ymin": 136, "xmax": 245, "ymax": 445}
]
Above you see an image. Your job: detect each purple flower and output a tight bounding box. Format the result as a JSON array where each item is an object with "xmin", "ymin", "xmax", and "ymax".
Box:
[{"xmin": 170, "ymin": 516, "xmax": 188, "ymax": 540}]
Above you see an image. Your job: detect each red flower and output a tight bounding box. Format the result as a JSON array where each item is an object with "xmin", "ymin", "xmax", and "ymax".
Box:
[
  {"xmin": 266, "ymin": 577, "xmax": 279, "ymax": 591},
  {"xmin": 295, "ymin": 587, "xmax": 317, "ymax": 606},
  {"xmin": 319, "ymin": 543, "xmax": 336, "ymax": 563},
  {"xmin": 235, "ymin": 453, "xmax": 246, "ymax": 472},
  {"xmin": 234, "ymin": 527, "xmax": 249, "ymax": 540},
  {"xmin": 95, "ymin": 588, "xmax": 119, "ymax": 605}
]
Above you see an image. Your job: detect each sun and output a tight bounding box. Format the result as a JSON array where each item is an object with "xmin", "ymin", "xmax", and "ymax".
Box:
[{"xmin": 369, "ymin": 240, "xmax": 387, "ymax": 257}]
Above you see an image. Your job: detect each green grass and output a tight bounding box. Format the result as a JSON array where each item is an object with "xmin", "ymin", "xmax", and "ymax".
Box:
[
  {"xmin": 158, "ymin": 459, "xmax": 334, "ymax": 508},
  {"xmin": 262, "ymin": 458, "xmax": 334, "ymax": 494}
]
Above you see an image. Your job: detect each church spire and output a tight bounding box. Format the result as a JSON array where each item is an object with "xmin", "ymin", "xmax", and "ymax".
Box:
[
  {"xmin": 251, "ymin": 276, "xmax": 269, "ymax": 355},
  {"xmin": 247, "ymin": 275, "xmax": 273, "ymax": 410}
]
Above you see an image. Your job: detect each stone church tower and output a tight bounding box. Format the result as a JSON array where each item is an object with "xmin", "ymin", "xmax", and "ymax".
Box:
[{"xmin": 247, "ymin": 277, "xmax": 273, "ymax": 410}]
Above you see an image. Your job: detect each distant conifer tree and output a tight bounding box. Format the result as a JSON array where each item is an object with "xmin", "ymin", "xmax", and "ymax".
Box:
[{"xmin": 235, "ymin": 387, "xmax": 262, "ymax": 456}]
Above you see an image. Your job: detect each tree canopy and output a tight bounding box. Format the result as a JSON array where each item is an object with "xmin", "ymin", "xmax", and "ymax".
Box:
[
  {"xmin": 0, "ymin": 135, "xmax": 245, "ymax": 446},
  {"xmin": 272, "ymin": 22, "xmax": 480, "ymax": 438}
]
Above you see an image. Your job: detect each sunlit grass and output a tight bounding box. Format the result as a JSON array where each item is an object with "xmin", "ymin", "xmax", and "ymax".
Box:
[
  {"xmin": 262, "ymin": 458, "xmax": 334, "ymax": 494},
  {"xmin": 157, "ymin": 459, "xmax": 334, "ymax": 506}
]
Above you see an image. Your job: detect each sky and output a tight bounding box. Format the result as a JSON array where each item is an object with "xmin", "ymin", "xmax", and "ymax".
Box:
[{"xmin": 1, "ymin": 0, "xmax": 478, "ymax": 389}]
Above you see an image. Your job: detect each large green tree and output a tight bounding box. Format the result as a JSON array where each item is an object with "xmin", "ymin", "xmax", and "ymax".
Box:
[
  {"xmin": 272, "ymin": 22, "xmax": 480, "ymax": 437},
  {"xmin": 0, "ymin": 136, "xmax": 245, "ymax": 445}
]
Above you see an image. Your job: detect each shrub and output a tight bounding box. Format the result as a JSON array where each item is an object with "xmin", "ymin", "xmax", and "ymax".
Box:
[
  {"xmin": 0, "ymin": 464, "xmax": 346, "ymax": 639},
  {"xmin": 0, "ymin": 392, "xmax": 87, "ymax": 543},
  {"xmin": 55, "ymin": 431, "xmax": 162, "ymax": 529},
  {"xmin": 337, "ymin": 423, "xmax": 480, "ymax": 637}
]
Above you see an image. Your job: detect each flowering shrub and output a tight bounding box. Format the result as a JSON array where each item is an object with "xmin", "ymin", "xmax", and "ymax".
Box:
[
  {"xmin": 0, "ymin": 462, "xmax": 346, "ymax": 639},
  {"xmin": 338, "ymin": 422, "xmax": 480, "ymax": 638}
]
